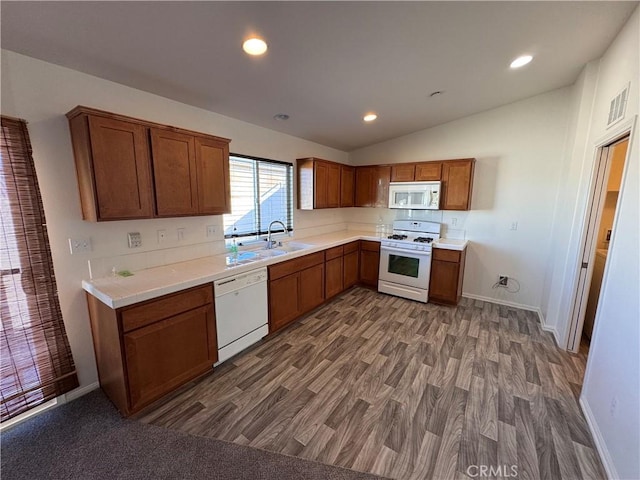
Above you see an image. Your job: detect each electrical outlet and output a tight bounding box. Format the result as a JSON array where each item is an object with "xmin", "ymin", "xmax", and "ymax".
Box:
[
  {"xmin": 127, "ymin": 232, "xmax": 142, "ymax": 248},
  {"xmin": 610, "ymin": 396, "xmax": 618, "ymax": 417},
  {"xmin": 68, "ymin": 237, "xmax": 92, "ymax": 254},
  {"xmin": 510, "ymin": 221, "xmax": 518, "ymax": 231},
  {"xmin": 177, "ymin": 228, "xmax": 185, "ymax": 241},
  {"xmin": 498, "ymin": 275, "xmax": 509, "ymax": 287},
  {"xmin": 451, "ymin": 217, "xmax": 458, "ymax": 226},
  {"xmin": 206, "ymin": 225, "xmax": 216, "ymax": 237},
  {"xmin": 157, "ymin": 229, "xmax": 166, "ymax": 244}
]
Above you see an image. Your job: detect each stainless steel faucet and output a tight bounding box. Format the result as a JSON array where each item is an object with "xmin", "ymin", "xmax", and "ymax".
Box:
[{"xmin": 266, "ymin": 220, "xmax": 288, "ymax": 249}]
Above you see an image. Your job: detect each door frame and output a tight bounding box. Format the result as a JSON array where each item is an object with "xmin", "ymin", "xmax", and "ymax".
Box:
[{"xmin": 565, "ymin": 116, "xmax": 636, "ymax": 352}]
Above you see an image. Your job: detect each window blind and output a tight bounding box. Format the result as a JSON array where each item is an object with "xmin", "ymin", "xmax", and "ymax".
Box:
[
  {"xmin": 224, "ymin": 155, "xmax": 293, "ymax": 240},
  {"xmin": 1, "ymin": 116, "xmax": 78, "ymax": 422}
]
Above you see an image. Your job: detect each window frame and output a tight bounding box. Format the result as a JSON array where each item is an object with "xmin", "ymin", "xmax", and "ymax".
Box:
[{"xmin": 223, "ymin": 153, "xmax": 294, "ymax": 244}]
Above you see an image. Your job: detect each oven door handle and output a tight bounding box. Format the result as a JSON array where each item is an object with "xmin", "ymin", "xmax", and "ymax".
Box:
[{"xmin": 381, "ymin": 246, "xmax": 431, "ymax": 256}]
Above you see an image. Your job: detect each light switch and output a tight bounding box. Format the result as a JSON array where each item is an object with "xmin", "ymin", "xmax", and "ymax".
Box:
[{"xmin": 177, "ymin": 228, "xmax": 185, "ymax": 241}]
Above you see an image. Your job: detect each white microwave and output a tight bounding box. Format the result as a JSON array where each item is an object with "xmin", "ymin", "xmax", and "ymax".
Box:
[{"xmin": 388, "ymin": 181, "xmax": 441, "ymax": 210}]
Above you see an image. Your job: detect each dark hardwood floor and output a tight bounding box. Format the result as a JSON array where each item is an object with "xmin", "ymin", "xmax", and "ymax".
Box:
[{"xmin": 140, "ymin": 287, "xmax": 605, "ymax": 479}]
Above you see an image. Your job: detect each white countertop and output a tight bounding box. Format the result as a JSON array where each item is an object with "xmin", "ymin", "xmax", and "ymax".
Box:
[
  {"xmin": 433, "ymin": 238, "xmax": 469, "ymax": 251},
  {"xmin": 83, "ymin": 230, "xmax": 469, "ymax": 309}
]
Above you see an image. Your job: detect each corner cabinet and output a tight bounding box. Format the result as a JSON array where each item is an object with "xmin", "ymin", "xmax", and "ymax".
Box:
[
  {"xmin": 429, "ymin": 248, "xmax": 466, "ymax": 305},
  {"xmin": 86, "ymin": 284, "xmax": 217, "ymax": 416},
  {"xmin": 67, "ymin": 106, "xmax": 231, "ymax": 221}
]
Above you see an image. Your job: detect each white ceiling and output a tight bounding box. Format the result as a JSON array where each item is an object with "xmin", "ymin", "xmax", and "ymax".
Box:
[{"xmin": 1, "ymin": 1, "xmax": 637, "ymax": 151}]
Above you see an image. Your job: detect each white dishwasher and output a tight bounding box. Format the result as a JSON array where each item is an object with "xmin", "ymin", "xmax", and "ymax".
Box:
[{"xmin": 214, "ymin": 267, "xmax": 268, "ymax": 363}]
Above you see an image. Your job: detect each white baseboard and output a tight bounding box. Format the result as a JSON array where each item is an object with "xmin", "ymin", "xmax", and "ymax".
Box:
[
  {"xmin": 462, "ymin": 293, "xmax": 561, "ymax": 345},
  {"xmin": 62, "ymin": 381, "xmax": 100, "ymax": 403},
  {"xmin": 580, "ymin": 396, "xmax": 617, "ymax": 480}
]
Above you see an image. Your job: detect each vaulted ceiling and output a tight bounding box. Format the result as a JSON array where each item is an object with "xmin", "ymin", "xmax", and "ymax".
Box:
[{"xmin": 2, "ymin": 1, "xmax": 637, "ymax": 150}]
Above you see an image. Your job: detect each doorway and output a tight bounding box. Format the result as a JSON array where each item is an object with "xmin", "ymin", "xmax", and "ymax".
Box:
[{"xmin": 566, "ymin": 133, "xmax": 631, "ymax": 353}]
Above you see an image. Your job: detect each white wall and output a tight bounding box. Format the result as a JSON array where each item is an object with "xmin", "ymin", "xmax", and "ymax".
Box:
[
  {"xmin": 1, "ymin": 50, "xmax": 349, "ymax": 390},
  {"xmin": 578, "ymin": 8, "xmax": 639, "ymax": 480},
  {"xmin": 349, "ymin": 88, "xmax": 572, "ymax": 314}
]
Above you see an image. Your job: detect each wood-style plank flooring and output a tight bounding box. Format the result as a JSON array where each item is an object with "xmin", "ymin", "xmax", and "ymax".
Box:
[{"xmin": 140, "ymin": 287, "xmax": 605, "ymax": 479}]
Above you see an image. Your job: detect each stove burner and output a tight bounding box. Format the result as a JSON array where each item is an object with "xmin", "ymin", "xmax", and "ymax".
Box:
[
  {"xmin": 387, "ymin": 234, "xmax": 408, "ymax": 240},
  {"xmin": 414, "ymin": 237, "xmax": 434, "ymax": 243}
]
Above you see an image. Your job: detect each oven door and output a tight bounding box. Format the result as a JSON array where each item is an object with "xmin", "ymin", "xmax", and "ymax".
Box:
[{"xmin": 378, "ymin": 245, "xmax": 432, "ymax": 289}]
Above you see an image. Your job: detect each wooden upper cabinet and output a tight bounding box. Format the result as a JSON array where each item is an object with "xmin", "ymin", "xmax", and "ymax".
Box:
[
  {"xmin": 69, "ymin": 113, "xmax": 154, "ymax": 221},
  {"xmin": 297, "ymin": 158, "xmax": 343, "ymax": 209},
  {"xmin": 355, "ymin": 165, "xmax": 390, "ymax": 207},
  {"xmin": 441, "ymin": 159, "xmax": 475, "ymax": 210},
  {"xmin": 391, "ymin": 164, "xmax": 415, "ymax": 182},
  {"xmin": 374, "ymin": 166, "xmax": 391, "ymax": 208},
  {"xmin": 151, "ymin": 128, "xmax": 198, "ymax": 216},
  {"xmin": 340, "ymin": 165, "xmax": 355, "ymax": 207},
  {"xmin": 195, "ymin": 136, "xmax": 231, "ymax": 215},
  {"xmin": 355, "ymin": 166, "xmax": 375, "ymax": 207},
  {"xmin": 415, "ymin": 162, "xmax": 442, "ymax": 181},
  {"xmin": 67, "ymin": 106, "xmax": 231, "ymax": 221}
]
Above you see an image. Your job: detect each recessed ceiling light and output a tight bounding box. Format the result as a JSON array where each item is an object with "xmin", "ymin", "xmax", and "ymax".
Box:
[
  {"xmin": 273, "ymin": 113, "xmax": 290, "ymax": 121},
  {"xmin": 510, "ymin": 55, "xmax": 533, "ymax": 69},
  {"xmin": 363, "ymin": 113, "xmax": 378, "ymax": 122},
  {"xmin": 243, "ymin": 38, "xmax": 267, "ymax": 56}
]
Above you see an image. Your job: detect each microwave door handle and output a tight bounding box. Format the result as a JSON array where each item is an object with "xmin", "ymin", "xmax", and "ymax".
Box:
[{"xmin": 382, "ymin": 246, "xmax": 431, "ymax": 256}]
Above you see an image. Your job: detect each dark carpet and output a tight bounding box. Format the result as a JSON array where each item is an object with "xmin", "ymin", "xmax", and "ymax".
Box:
[{"xmin": 1, "ymin": 390, "xmax": 383, "ymax": 479}]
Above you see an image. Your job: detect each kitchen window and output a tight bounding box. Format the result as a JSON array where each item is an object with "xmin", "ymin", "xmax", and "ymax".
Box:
[{"xmin": 223, "ymin": 154, "xmax": 293, "ymax": 243}]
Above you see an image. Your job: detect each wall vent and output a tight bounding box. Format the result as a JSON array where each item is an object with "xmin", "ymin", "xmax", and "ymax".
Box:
[{"xmin": 607, "ymin": 83, "xmax": 629, "ymax": 128}]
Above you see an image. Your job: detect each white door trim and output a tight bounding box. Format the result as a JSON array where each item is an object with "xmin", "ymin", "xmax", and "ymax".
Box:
[{"xmin": 565, "ymin": 115, "xmax": 636, "ymax": 351}]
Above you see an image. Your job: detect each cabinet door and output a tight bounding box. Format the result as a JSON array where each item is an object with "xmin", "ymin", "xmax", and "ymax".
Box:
[
  {"xmin": 441, "ymin": 160, "xmax": 474, "ymax": 210},
  {"xmin": 340, "ymin": 165, "xmax": 355, "ymax": 207},
  {"xmin": 300, "ymin": 264, "xmax": 325, "ymax": 314},
  {"xmin": 374, "ymin": 166, "xmax": 391, "ymax": 208},
  {"xmin": 124, "ymin": 304, "xmax": 216, "ymax": 412},
  {"xmin": 359, "ymin": 248, "xmax": 380, "ymax": 287},
  {"xmin": 269, "ymin": 274, "xmax": 301, "ymax": 332},
  {"xmin": 325, "ymin": 256, "xmax": 344, "ymax": 299},
  {"xmin": 429, "ymin": 260, "xmax": 460, "ymax": 304},
  {"xmin": 343, "ymin": 249, "xmax": 359, "ymax": 289},
  {"xmin": 195, "ymin": 136, "xmax": 230, "ymax": 215},
  {"xmin": 415, "ymin": 162, "xmax": 442, "ymax": 181},
  {"xmin": 314, "ymin": 161, "xmax": 329, "ymax": 209},
  {"xmin": 391, "ymin": 164, "xmax": 415, "ymax": 182},
  {"xmin": 326, "ymin": 162, "xmax": 341, "ymax": 208},
  {"xmin": 87, "ymin": 116, "xmax": 154, "ymax": 220},
  {"xmin": 151, "ymin": 128, "xmax": 198, "ymax": 216},
  {"xmin": 355, "ymin": 166, "xmax": 375, "ymax": 207}
]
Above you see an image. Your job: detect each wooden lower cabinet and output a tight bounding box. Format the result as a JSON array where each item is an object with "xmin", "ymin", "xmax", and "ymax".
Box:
[
  {"xmin": 325, "ymin": 255, "xmax": 344, "ymax": 299},
  {"xmin": 86, "ymin": 284, "xmax": 217, "ymax": 416},
  {"xmin": 268, "ymin": 252, "xmax": 325, "ymax": 333},
  {"xmin": 429, "ymin": 248, "xmax": 467, "ymax": 305},
  {"xmin": 343, "ymin": 242, "xmax": 360, "ymax": 289},
  {"xmin": 359, "ymin": 240, "xmax": 381, "ymax": 287},
  {"xmin": 269, "ymin": 274, "xmax": 301, "ymax": 332},
  {"xmin": 300, "ymin": 263, "xmax": 326, "ymax": 312}
]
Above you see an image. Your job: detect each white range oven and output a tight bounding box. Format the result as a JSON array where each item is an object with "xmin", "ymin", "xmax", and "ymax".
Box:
[{"xmin": 378, "ymin": 220, "xmax": 441, "ymax": 303}]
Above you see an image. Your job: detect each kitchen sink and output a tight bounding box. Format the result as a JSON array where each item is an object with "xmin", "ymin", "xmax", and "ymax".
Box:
[
  {"xmin": 276, "ymin": 242, "xmax": 314, "ymax": 252},
  {"xmin": 256, "ymin": 249, "xmax": 288, "ymax": 258}
]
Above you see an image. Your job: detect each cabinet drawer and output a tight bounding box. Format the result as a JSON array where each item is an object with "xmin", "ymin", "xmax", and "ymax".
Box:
[
  {"xmin": 433, "ymin": 248, "xmax": 461, "ymax": 263},
  {"xmin": 268, "ymin": 251, "xmax": 325, "ymax": 281},
  {"xmin": 343, "ymin": 241, "xmax": 359, "ymax": 254},
  {"xmin": 121, "ymin": 285, "xmax": 213, "ymax": 332},
  {"xmin": 360, "ymin": 240, "xmax": 381, "ymax": 253},
  {"xmin": 325, "ymin": 245, "xmax": 344, "ymax": 260}
]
